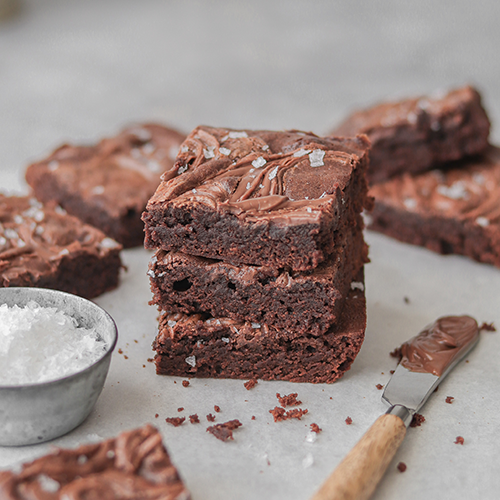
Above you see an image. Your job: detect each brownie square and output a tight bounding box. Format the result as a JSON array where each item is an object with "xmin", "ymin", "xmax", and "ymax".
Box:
[
  {"xmin": 331, "ymin": 86, "xmax": 490, "ymax": 184},
  {"xmin": 152, "ymin": 279, "xmax": 366, "ymax": 384},
  {"xmin": 25, "ymin": 124, "xmax": 185, "ymax": 248},
  {"xmin": 0, "ymin": 194, "xmax": 122, "ymax": 298},
  {"xmin": 368, "ymin": 146, "xmax": 500, "ymax": 268},
  {"xmin": 143, "ymin": 126, "xmax": 370, "ymax": 271},
  {"xmin": 148, "ymin": 226, "xmax": 368, "ymax": 336},
  {"xmin": 0, "ymin": 425, "xmax": 191, "ymax": 500}
]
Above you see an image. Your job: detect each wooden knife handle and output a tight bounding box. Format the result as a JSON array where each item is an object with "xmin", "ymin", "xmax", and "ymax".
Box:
[{"xmin": 310, "ymin": 413, "xmax": 407, "ymax": 500}]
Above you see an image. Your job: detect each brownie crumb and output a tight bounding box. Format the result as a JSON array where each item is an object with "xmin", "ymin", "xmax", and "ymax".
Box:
[
  {"xmin": 390, "ymin": 370, "xmax": 395, "ymax": 374},
  {"xmin": 345, "ymin": 417, "xmax": 353, "ymax": 425},
  {"xmin": 206, "ymin": 413, "xmax": 216, "ymax": 422},
  {"xmin": 410, "ymin": 413, "xmax": 425, "ymax": 427},
  {"xmin": 189, "ymin": 414, "xmax": 200, "ymax": 424},
  {"xmin": 182, "ymin": 380, "xmax": 190, "ymax": 387},
  {"xmin": 118, "ymin": 348, "xmax": 123, "ymax": 354},
  {"xmin": 269, "ymin": 406, "xmax": 308, "ymax": 422},
  {"xmin": 177, "ymin": 407, "xmax": 184, "ymax": 412},
  {"xmin": 276, "ymin": 393, "xmax": 302, "ymax": 407},
  {"xmin": 123, "ymin": 355, "xmax": 129, "ymax": 360},
  {"xmin": 445, "ymin": 396, "xmax": 454, "ymax": 404},
  {"xmin": 480, "ymin": 322, "xmax": 496, "ymax": 332},
  {"xmin": 142, "ymin": 364, "xmax": 146, "ymax": 368},
  {"xmin": 147, "ymin": 358, "xmax": 154, "ymax": 363},
  {"xmin": 251, "ymin": 416, "xmax": 256, "ymax": 420},
  {"xmin": 206, "ymin": 420, "xmax": 243, "ymax": 441},
  {"xmin": 397, "ymin": 462, "xmax": 407, "ymax": 472},
  {"xmin": 166, "ymin": 417, "xmax": 185, "ymax": 427},
  {"xmin": 155, "ymin": 413, "xmax": 159, "ymax": 418},
  {"xmin": 310, "ymin": 423, "xmax": 322, "ymax": 433},
  {"xmin": 404, "ymin": 296, "xmax": 410, "ymax": 304},
  {"xmin": 214, "ymin": 405, "xmax": 221, "ymax": 413},
  {"xmin": 376, "ymin": 384, "xmax": 384, "ymax": 390},
  {"xmin": 244, "ymin": 379, "xmax": 258, "ymax": 390},
  {"xmin": 455, "ymin": 436, "xmax": 464, "ymax": 445},
  {"xmin": 390, "ymin": 347, "xmax": 402, "ymax": 360}
]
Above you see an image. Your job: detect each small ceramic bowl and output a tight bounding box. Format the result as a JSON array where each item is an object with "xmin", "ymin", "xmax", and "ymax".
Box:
[{"xmin": 0, "ymin": 287, "xmax": 117, "ymax": 446}]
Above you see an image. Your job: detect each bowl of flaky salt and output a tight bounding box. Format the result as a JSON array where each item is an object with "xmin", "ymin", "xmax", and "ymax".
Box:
[{"xmin": 0, "ymin": 287, "xmax": 117, "ymax": 446}]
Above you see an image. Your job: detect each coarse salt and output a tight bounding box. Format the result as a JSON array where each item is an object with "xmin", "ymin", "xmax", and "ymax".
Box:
[
  {"xmin": 185, "ymin": 355, "xmax": 196, "ymax": 367},
  {"xmin": 252, "ymin": 157, "xmax": 267, "ymax": 169},
  {"xmin": 0, "ymin": 301, "xmax": 108, "ymax": 385},
  {"xmin": 309, "ymin": 150, "xmax": 325, "ymax": 167}
]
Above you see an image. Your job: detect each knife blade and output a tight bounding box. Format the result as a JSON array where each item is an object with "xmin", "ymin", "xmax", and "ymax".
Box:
[{"xmin": 310, "ymin": 315, "xmax": 481, "ymax": 500}]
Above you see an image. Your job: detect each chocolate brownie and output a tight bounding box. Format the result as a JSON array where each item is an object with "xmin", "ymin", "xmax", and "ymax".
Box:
[
  {"xmin": 152, "ymin": 281, "xmax": 366, "ymax": 384},
  {"xmin": 368, "ymin": 146, "xmax": 500, "ymax": 268},
  {"xmin": 148, "ymin": 226, "xmax": 367, "ymax": 335},
  {"xmin": 25, "ymin": 124, "xmax": 185, "ymax": 248},
  {"xmin": 331, "ymin": 86, "xmax": 490, "ymax": 184},
  {"xmin": 0, "ymin": 425, "xmax": 190, "ymax": 500},
  {"xmin": 0, "ymin": 194, "xmax": 122, "ymax": 298},
  {"xmin": 143, "ymin": 126, "xmax": 370, "ymax": 271}
]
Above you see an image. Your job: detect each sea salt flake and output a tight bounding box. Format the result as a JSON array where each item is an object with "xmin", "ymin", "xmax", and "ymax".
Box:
[
  {"xmin": 436, "ymin": 181, "xmax": 469, "ymax": 200},
  {"xmin": 100, "ymin": 237, "xmax": 120, "ymax": 249},
  {"xmin": 147, "ymin": 160, "xmax": 162, "ymax": 173},
  {"xmin": 476, "ymin": 216, "xmax": 490, "ymax": 227},
  {"xmin": 54, "ymin": 206, "xmax": 67, "ymax": 216},
  {"xmin": 185, "ymin": 355, "xmax": 196, "ymax": 367},
  {"xmin": 167, "ymin": 320, "xmax": 177, "ymax": 327},
  {"xmin": 4, "ymin": 228, "xmax": 18, "ymax": 239},
  {"xmin": 293, "ymin": 149, "xmax": 311, "ymax": 157},
  {"xmin": 23, "ymin": 207, "xmax": 45, "ymax": 222},
  {"xmin": 177, "ymin": 165, "xmax": 188, "ymax": 174},
  {"xmin": 0, "ymin": 236, "xmax": 6, "ymax": 245},
  {"xmin": 219, "ymin": 147, "xmax": 231, "ymax": 156},
  {"xmin": 246, "ymin": 182, "xmax": 251, "ymax": 190},
  {"xmin": 252, "ymin": 157, "xmax": 267, "ymax": 169},
  {"xmin": 203, "ymin": 147, "xmax": 215, "ymax": 159},
  {"xmin": 309, "ymin": 150, "xmax": 325, "ymax": 167},
  {"xmin": 142, "ymin": 143, "xmax": 155, "ymax": 155},
  {"xmin": 472, "ymin": 173, "xmax": 485, "ymax": 185},
  {"xmin": 302, "ymin": 453, "xmax": 314, "ymax": 468},
  {"xmin": 106, "ymin": 450, "xmax": 115, "ymax": 459},
  {"xmin": 403, "ymin": 198, "xmax": 417, "ymax": 210},
  {"xmin": 262, "ymin": 145, "xmax": 269, "ymax": 151},
  {"xmin": 77, "ymin": 455, "xmax": 88, "ymax": 465},
  {"xmin": 306, "ymin": 207, "xmax": 312, "ymax": 213},
  {"xmin": 130, "ymin": 127, "xmax": 152, "ymax": 142},
  {"xmin": 58, "ymin": 248, "xmax": 70, "ymax": 256},
  {"xmin": 251, "ymin": 323, "xmax": 261, "ymax": 329},
  {"xmin": 407, "ymin": 112, "xmax": 418, "ymax": 124},
  {"xmin": 37, "ymin": 474, "xmax": 60, "ymax": 493},
  {"xmin": 221, "ymin": 337, "xmax": 230, "ymax": 343},
  {"xmin": 268, "ymin": 166, "xmax": 279, "ymax": 180},
  {"xmin": 319, "ymin": 192, "xmax": 327, "ymax": 199},
  {"xmin": 147, "ymin": 270, "xmax": 155, "ymax": 278},
  {"xmin": 192, "ymin": 189, "xmax": 197, "ymax": 194},
  {"xmin": 229, "ymin": 131, "xmax": 248, "ymax": 139},
  {"xmin": 305, "ymin": 432, "xmax": 317, "ymax": 443},
  {"xmin": 35, "ymin": 226, "xmax": 44, "ymax": 236},
  {"xmin": 92, "ymin": 185, "xmax": 105, "ymax": 195},
  {"xmin": 48, "ymin": 161, "xmax": 59, "ymax": 171},
  {"xmin": 181, "ymin": 145, "xmax": 189, "ymax": 153},
  {"xmin": 13, "ymin": 215, "xmax": 23, "ymax": 224},
  {"xmin": 351, "ymin": 281, "xmax": 364, "ymax": 292}
]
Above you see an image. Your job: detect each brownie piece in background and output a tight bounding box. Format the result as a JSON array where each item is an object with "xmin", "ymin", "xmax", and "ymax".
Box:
[
  {"xmin": 153, "ymin": 281, "xmax": 366, "ymax": 384},
  {"xmin": 331, "ymin": 86, "xmax": 490, "ymax": 184},
  {"xmin": 26, "ymin": 123, "xmax": 185, "ymax": 248},
  {"xmin": 143, "ymin": 126, "xmax": 371, "ymax": 271},
  {"xmin": 0, "ymin": 425, "xmax": 191, "ymax": 500},
  {"xmin": 148, "ymin": 227, "xmax": 368, "ymax": 336},
  {"xmin": 0, "ymin": 194, "xmax": 122, "ymax": 298},
  {"xmin": 368, "ymin": 146, "xmax": 500, "ymax": 267}
]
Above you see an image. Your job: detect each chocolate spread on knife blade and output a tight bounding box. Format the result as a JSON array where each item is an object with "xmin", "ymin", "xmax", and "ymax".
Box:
[{"xmin": 400, "ymin": 316, "xmax": 479, "ymax": 377}]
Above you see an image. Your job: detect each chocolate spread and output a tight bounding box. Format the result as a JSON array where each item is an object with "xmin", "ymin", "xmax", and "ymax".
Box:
[{"xmin": 400, "ymin": 315, "xmax": 479, "ymax": 376}]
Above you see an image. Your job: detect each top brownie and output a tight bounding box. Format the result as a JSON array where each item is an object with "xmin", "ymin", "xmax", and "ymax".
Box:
[
  {"xmin": 25, "ymin": 124, "xmax": 185, "ymax": 248},
  {"xmin": 331, "ymin": 86, "xmax": 490, "ymax": 184},
  {"xmin": 0, "ymin": 424, "xmax": 191, "ymax": 500},
  {"xmin": 143, "ymin": 126, "xmax": 370, "ymax": 271}
]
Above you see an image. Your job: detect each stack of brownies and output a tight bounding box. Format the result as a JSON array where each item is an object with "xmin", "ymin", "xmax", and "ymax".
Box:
[
  {"xmin": 331, "ymin": 85, "xmax": 499, "ymax": 268},
  {"xmin": 142, "ymin": 126, "xmax": 372, "ymax": 383}
]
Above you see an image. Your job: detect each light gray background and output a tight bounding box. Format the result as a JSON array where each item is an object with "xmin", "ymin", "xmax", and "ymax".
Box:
[{"xmin": 0, "ymin": 2, "xmax": 499, "ymax": 499}]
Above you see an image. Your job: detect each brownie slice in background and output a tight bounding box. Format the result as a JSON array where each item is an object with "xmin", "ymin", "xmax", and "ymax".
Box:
[
  {"xmin": 153, "ymin": 281, "xmax": 366, "ymax": 384},
  {"xmin": 0, "ymin": 425, "xmax": 191, "ymax": 500},
  {"xmin": 368, "ymin": 146, "xmax": 500, "ymax": 268},
  {"xmin": 331, "ymin": 86, "xmax": 490, "ymax": 184},
  {"xmin": 0, "ymin": 194, "xmax": 122, "ymax": 298},
  {"xmin": 143, "ymin": 126, "xmax": 371, "ymax": 271},
  {"xmin": 25, "ymin": 123, "xmax": 185, "ymax": 248},
  {"xmin": 148, "ymin": 226, "xmax": 368, "ymax": 336}
]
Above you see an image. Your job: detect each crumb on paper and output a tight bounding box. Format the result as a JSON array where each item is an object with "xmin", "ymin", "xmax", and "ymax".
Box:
[
  {"xmin": 182, "ymin": 380, "xmax": 190, "ymax": 387},
  {"xmin": 177, "ymin": 407, "xmax": 184, "ymax": 412},
  {"xmin": 189, "ymin": 414, "xmax": 200, "ymax": 424},
  {"xmin": 310, "ymin": 423, "xmax": 322, "ymax": 434},
  {"xmin": 206, "ymin": 420, "xmax": 242, "ymax": 441},
  {"xmin": 207, "ymin": 413, "xmax": 216, "ymax": 422},
  {"xmin": 480, "ymin": 322, "xmax": 496, "ymax": 332},
  {"xmin": 376, "ymin": 384, "xmax": 384, "ymax": 390},
  {"xmin": 345, "ymin": 417, "xmax": 353, "ymax": 425},
  {"xmin": 165, "ymin": 417, "xmax": 185, "ymax": 427},
  {"xmin": 155, "ymin": 414, "xmax": 159, "ymax": 419},
  {"xmin": 276, "ymin": 393, "xmax": 302, "ymax": 407},
  {"xmin": 214, "ymin": 405, "xmax": 221, "ymax": 413},
  {"xmin": 397, "ymin": 462, "xmax": 407, "ymax": 472},
  {"xmin": 410, "ymin": 413, "xmax": 425, "ymax": 427},
  {"xmin": 404, "ymin": 296, "xmax": 410, "ymax": 304},
  {"xmin": 390, "ymin": 347, "xmax": 402, "ymax": 359},
  {"xmin": 251, "ymin": 416, "xmax": 256, "ymax": 420},
  {"xmin": 269, "ymin": 406, "xmax": 308, "ymax": 422},
  {"xmin": 445, "ymin": 396, "xmax": 454, "ymax": 404},
  {"xmin": 147, "ymin": 358, "xmax": 154, "ymax": 363},
  {"xmin": 244, "ymin": 379, "xmax": 258, "ymax": 390},
  {"xmin": 455, "ymin": 436, "xmax": 464, "ymax": 445}
]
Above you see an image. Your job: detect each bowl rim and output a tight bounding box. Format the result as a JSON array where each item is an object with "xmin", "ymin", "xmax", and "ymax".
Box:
[{"xmin": 0, "ymin": 287, "xmax": 118, "ymax": 390}]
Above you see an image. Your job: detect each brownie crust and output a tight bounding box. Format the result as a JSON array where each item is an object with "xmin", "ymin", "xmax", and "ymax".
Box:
[
  {"xmin": 332, "ymin": 86, "xmax": 490, "ymax": 184},
  {"xmin": 0, "ymin": 195, "xmax": 122, "ymax": 298},
  {"xmin": 368, "ymin": 146, "xmax": 500, "ymax": 267},
  {"xmin": 0, "ymin": 425, "xmax": 190, "ymax": 500},
  {"xmin": 143, "ymin": 126, "xmax": 370, "ymax": 271},
  {"xmin": 25, "ymin": 124, "xmax": 185, "ymax": 248},
  {"xmin": 152, "ymin": 282, "xmax": 366, "ymax": 384},
  {"xmin": 149, "ymin": 227, "xmax": 368, "ymax": 335}
]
